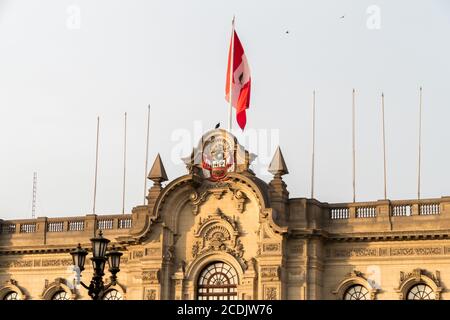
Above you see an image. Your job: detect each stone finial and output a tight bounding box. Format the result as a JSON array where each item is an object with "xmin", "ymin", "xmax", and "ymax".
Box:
[
  {"xmin": 148, "ymin": 154, "xmax": 168, "ymax": 183},
  {"xmin": 268, "ymin": 146, "xmax": 289, "ymax": 176}
]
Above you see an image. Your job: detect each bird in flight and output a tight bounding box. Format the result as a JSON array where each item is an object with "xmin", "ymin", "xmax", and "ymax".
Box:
[
  {"xmin": 340, "ymin": 15, "xmax": 345, "ymax": 19},
  {"xmin": 215, "ymin": 122, "xmax": 220, "ymax": 129},
  {"xmin": 285, "ymin": 30, "xmax": 289, "ymax": 34}
]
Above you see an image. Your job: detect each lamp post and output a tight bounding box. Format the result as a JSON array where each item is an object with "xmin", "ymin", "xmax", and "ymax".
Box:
[{"xmin": 70, "ymin": 230, "xmax": 123, "ymax": 300}]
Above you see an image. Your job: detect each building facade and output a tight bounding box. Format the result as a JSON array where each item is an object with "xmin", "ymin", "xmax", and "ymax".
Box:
[{"xmin": 0, "ymin": 129, "xmax": 449, "ymax": 300}]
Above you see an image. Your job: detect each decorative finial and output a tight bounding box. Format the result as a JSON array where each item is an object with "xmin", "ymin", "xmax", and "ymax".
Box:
[
  {"xmin": 148, "ymin": 153, "xmax": 168, "ymax": 183},
  {"xmin": 268, "ymin": 146, "xmax": 289, "ymax": 176}
]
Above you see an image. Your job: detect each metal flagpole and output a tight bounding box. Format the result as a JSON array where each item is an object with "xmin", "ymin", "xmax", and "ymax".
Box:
[
  {"xmin": 352, "ymin": 89, "xmax": 356, "ymax": 203},
  {"xmin": 144, "ymin": 105, "xmax": 151, "ymax": 204},
  {"xmin": 418, "ymin": 87, "xmax": 423, "ymax": 200},
  {"xmin": 228, "ymin": 16, "xmax": 235, "ymax": 132},
  {"xmin": 382, "ymin": 93, "xmax": 387, "ymax": 200},
  {"xmin": 311, "ymin": 90, "xmax": 316, "ymax": 199},
  {"xmin": 122, "ymin": 112, "xmax": 127, "ymax": 214},
  {"xmin": 93, "ymin": 116, "xmax": 100, "ymax": 214}
]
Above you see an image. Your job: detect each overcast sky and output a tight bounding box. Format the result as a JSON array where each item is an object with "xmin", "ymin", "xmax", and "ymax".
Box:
[{"xmin": 1, "ymin": 0, "xmax": 450, "ymax": 219}]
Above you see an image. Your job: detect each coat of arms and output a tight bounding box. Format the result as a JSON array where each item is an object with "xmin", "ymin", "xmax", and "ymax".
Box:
[{"xmin": 201, "ymin": 136, "xmax": 234, "ymax": 181}]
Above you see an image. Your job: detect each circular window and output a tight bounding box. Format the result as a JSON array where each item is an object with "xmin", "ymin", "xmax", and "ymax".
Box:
[
  {"xmin": 197, "ymin": 262, "xmax": 238, "ymax": 300},
  {"xmin": 103, "ymin": 289, "xmax": 123, "ymax": 300},
  {"xmin": 343, "ymin": 285, "xmax": 369, "ymax": 300},
  {"xmin": 52, "ymin": 291, "xmax": 70, "ymax": 300},
  {"xmin": 3, "ymin": 292, "xmax": 19, "ymax": 300},
  {"xmin": 407, "ymin": 284, "xmax": 435, "ymax": 300}
]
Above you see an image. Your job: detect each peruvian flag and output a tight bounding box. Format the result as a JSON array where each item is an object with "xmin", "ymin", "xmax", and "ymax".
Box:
[{"xmin": 225, "ymin": 25, "xmax": 251, "ymax": 130}]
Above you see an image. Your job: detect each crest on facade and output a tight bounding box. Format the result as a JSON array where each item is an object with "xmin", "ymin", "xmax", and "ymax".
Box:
[
  {"xmin": 201, "ymin": 135, "xmax": 235, "ymax": 181},
  {"xmin": 182, "ymin": 129, "xmax": 257, "ymax": 178}
]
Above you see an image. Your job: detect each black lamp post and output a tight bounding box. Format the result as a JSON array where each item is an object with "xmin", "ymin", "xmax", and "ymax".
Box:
[{"xmin": 70, "ymin": 230, "xmax": 123, "ymax": 300}]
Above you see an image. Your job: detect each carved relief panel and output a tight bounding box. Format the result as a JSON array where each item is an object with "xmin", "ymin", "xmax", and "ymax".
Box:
[{"xmin": 190, "ymin": 208, "xmax": 245, "ymax": 265}]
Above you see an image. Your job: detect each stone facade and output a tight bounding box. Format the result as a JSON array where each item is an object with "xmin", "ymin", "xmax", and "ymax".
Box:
[{"xmin": 1, "ymin": 129, "xmax": 450, "ymax": 300}]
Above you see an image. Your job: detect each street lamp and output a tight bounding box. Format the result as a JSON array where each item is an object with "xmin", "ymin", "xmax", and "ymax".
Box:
[{"xmin": 70, "ymin": 230, "xmax": 123, "ymax": 300}]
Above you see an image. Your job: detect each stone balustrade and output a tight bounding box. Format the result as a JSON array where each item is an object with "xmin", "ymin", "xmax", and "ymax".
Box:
[
  {"xmin": 325, "ymin": 196, "xmax": 450, "ymax": 235},
  {"xmin": 328, "ymin": 197, "xmax": 446, "ymax": 220},
  {"xmin": 0, "ymin": 213, "xmax": 138, "ymax": 248}
]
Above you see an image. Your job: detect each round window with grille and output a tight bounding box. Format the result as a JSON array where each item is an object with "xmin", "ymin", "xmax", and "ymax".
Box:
[
  {"xmin": 197, "ymin": 262, "xmax": 238, "ymax": 300},
  {"xmin": 407, "ymin": 284, "xmax": 435, "ymax": 300},
  {"xmin": 343, "ymin": 285, "xmax": 369, "ymax": 300},
  {"xmin": 52, "ymin": 291, "xmax": 70, "ymax": 300},
  {"xmin": 3, "ymin": 292, "xmax": 18, "ymax": 300},
  {"xmin": 103, "ymin": 289, "xmax": 123, "ymax": 300}
]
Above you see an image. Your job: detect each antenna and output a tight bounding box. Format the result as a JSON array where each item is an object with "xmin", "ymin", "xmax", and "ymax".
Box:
[{"xmin": 32, "ymin": 172, "xmax": 37, "ymax": 218}]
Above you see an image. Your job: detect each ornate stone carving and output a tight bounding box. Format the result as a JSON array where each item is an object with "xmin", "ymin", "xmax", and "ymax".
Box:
[
  {"xmin": 189, "ymin": 183, "xmax": 248, "ymax": 215},
  {"xmin": 145, "ymin": 289, "xmax": 157, "ymax": 300},
  {"xmin": 334, "ymin": 248, "xmax": 377, "ymax": 257},
  {"xmin": 396, "ymin": 268, "xmax": 442, "ymax": 300},
  {"xmin": 189, "ymin": 190, "xmax": 208, "ymax": 215},
  {"xmin": 330, "ymin": 246, "xmax": 444, "ymax": 258},
  {"xmin": 264, "ymin": 287, "xmax": 277, "ymax": 300},
  {"xmin": 261, "ymin": 266, "xmax": 279, "ymax": 279},
  {"xmin": 263, "ymin": 243, "xmax": 280, "ymax": 252},
  {"xmin": 191, "ymin": 208, "xmax": 246, "ymax": 265},
  {"xmin": 233, "ymin": 190, "xmax": 248, "ymax": 213},
  {"xmin": 192, "ymin": 241, "xmax": 201, "ymax": 258},
  {"xmin": 6, "ymin": 279, "xmax": 18, "ymax": 286},
  {"xmin": 41, "ymin": 259, "xmax": 73, "ymax": 267},
  {"xmin": 142, "ymin": 270, "xmax": 160, "ymax": 284},
  {"xmin": 399, "ymin": 268, "xmax": 440, "ymax": 287},
  {"xmin": 391, "ymin": 247, "xmax": 442, "ymax": 256}
]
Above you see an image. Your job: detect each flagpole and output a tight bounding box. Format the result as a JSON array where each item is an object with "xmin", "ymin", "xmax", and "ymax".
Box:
[
  {"xmin": 228, "ymin": 16, "xmax": 235, "ymax": 132},
  {"xmin": 381, "ymin": 93, "xmax": 387, "ymax": 200},
  {"xmin": 144, "ymin": 105, "xmax": 151, "ymax": 204},
  {"xmin": 311, "ymin": 90, "xmax": 316, "ymax": 199},
  {"xmin": 352, "ymin": 89, "xmax": 356, "ymax": 203},
  {"xmin": 122, "ymin": 112, "xmax": 127, "ymax": 214},
  {"xmin": 93, "ymin": 116, "xmax": 100, "ymax": 214},
  {"xmin": 418, "ymin": 86, "xmax": 423, "ymax": 200}
]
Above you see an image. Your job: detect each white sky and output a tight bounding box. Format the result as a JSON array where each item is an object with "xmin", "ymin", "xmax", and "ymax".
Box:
[{"xmin": 1, "ymin": 0, "xmax": 450, "ymax": 219}]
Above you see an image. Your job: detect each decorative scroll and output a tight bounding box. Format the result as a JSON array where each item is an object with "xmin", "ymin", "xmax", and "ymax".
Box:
[{"xmin": 189, "ymin": 183, "xmax": 248, "ymax": 215}]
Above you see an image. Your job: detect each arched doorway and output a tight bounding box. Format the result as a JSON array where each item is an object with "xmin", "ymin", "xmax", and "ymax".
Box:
[{"xmin": 197, "ymin": 262, "xmax": 238, "ymax": 300}]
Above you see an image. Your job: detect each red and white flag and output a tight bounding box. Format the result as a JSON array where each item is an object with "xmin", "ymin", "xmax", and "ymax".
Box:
[{"xmin": 225, "ymin": 23, "xmax": 251, "ymax": 130}]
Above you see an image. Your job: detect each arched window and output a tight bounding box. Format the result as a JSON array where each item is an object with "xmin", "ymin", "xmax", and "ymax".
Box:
[
  {"xmin": 52, "ymin": 291, "xmax": 70, "ymax": 300},
  {"xmin": 103, "ymin": 289, "xmax": 123, "ymax": 300},
  {"xmin": 407, "ymin": 283, "xmax": 435, "ymax": 300},
  {"xmin": 396, "ymin": 269, "xmax": 442, "ymax": 300},
  {"xmin": 0, "ymin": 280, "xmax": 25, "ymax": 300},
  {"xmin": 197, "ymin": 262, "xmax": 238, "ymax": 300},
  {"xmin": 333, "ymin": 271, "xmax": 378, "ymax": 300},
  {"xmin": 343, "ymin": 285, "xmax": 369, "ymax": 300},
  {"xmin": 3, "ymin": 292, "xmax": 18, "ymax": 300}
]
